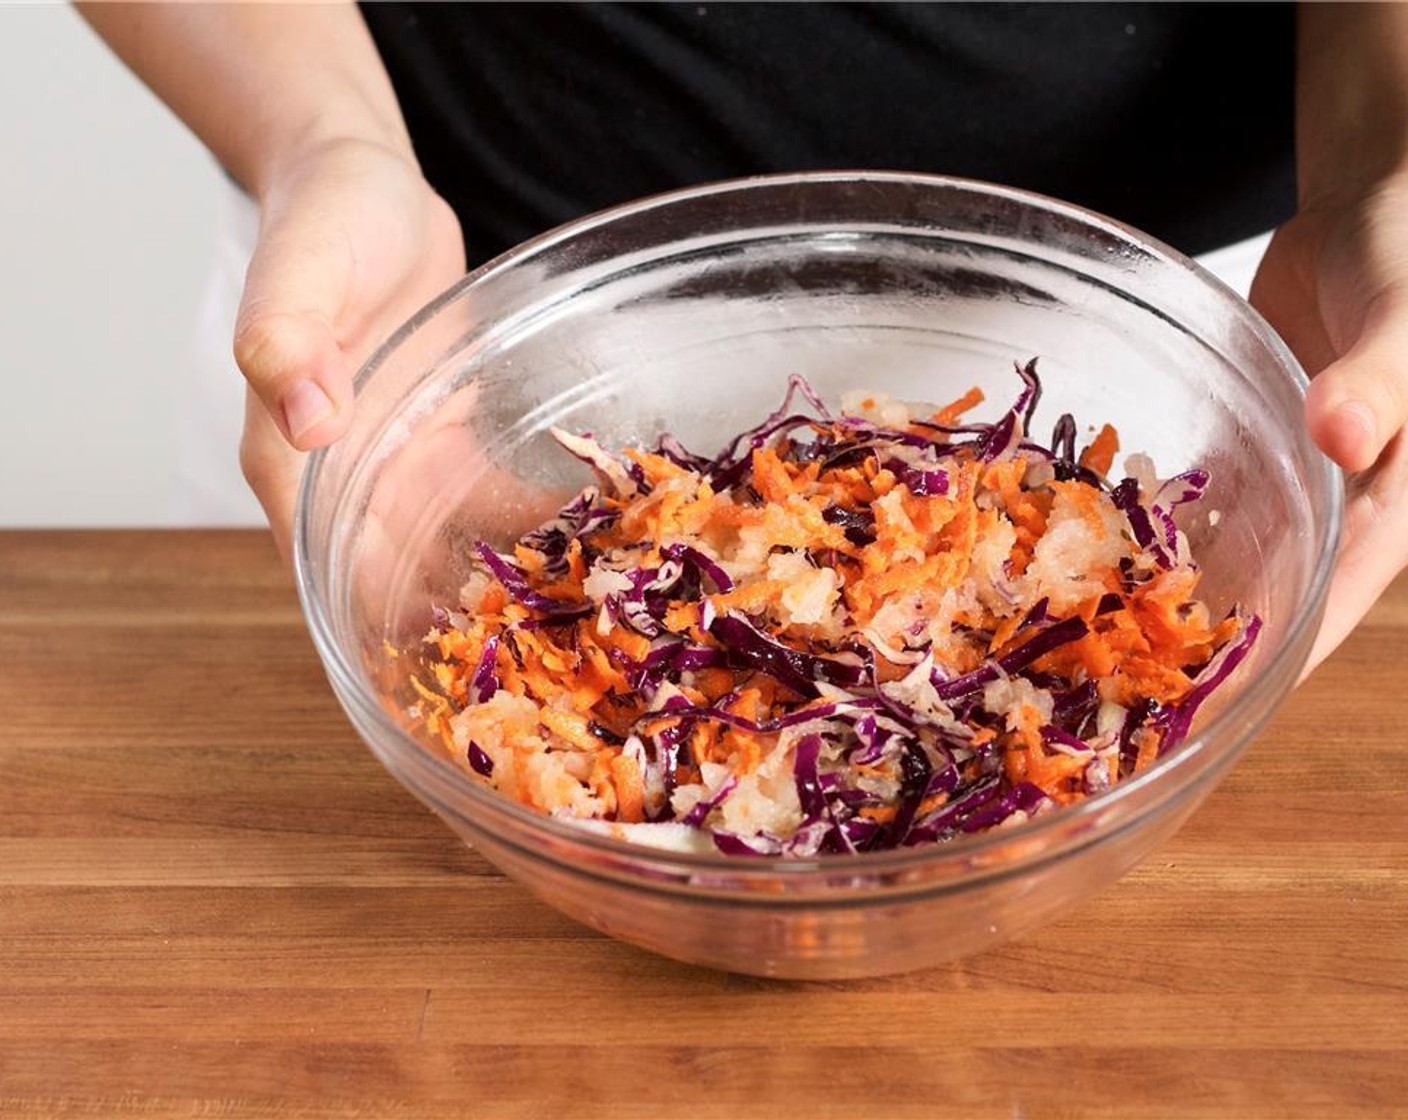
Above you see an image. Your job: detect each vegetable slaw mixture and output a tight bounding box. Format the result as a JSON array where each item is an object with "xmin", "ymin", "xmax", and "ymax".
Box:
[{"xmin": 413, "ymin": 361, "xmax": 1260, "ymax": 856}]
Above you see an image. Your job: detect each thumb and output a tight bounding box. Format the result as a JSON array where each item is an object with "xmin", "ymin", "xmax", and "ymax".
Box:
[
  {"xmin": 233, "ymin": 222, "xmax": 356, "ymax": 451},
  {"xmin": 1304, "ymin": 286, "xmax": 1408, "ymax": 472}
]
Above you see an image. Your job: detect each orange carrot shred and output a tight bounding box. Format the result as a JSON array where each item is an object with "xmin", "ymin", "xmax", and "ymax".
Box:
[{"xmin": 414, "ymin": 367, "xmax": 1253, "ymax": 852}]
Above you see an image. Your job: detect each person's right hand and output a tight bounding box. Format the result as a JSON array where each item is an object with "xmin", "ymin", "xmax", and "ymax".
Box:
[{"xmin": 233, "ymin": 137, "xmax": 466, "ymax": 558}]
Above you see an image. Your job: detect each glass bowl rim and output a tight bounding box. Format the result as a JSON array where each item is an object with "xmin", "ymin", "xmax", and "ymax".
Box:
[{"xmin": 294, "ymin": 169, "xmax": 1344, "ymax": 877}]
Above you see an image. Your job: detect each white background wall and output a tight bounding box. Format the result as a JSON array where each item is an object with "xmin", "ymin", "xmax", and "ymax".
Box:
[{"xmin": 0, "ymin": 4, "xmax": 224, "ymax": 527}]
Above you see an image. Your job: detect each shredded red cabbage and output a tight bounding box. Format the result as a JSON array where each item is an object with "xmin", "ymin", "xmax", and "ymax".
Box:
[
  {"xmin": 467, "ymin": 741, "xmax": 495, "ymax": 777},
  {"xmin": 473, "ymin": 542, "xmax": 592, "ymax": 619},
  {"xmin": 707, "ymin": 612, "xmax": 865, "ymax": 696},
  {"xmin": 426, "ymin": 358, "xmax": 1261, "ymax": 858}
]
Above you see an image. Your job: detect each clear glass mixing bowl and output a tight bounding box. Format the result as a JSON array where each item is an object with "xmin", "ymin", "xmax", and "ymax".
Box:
[{"xmin": 295, "ymin": 173, "xmax": 1341, "ymax": 979}]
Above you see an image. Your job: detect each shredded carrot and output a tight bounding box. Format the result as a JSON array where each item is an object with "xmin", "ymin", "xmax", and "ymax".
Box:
[
  {"xmin": 1079, "ymin": 423, "xmax": 1120, "ymax": 476},
  {"xmin": 610, "ymin": 753, "xmax": 646, "ymax": 823},
  {"xmin": 413, "ymin": 364, "xmax": 1255, "ymax": 854},
  {"xmin": 932, "ymin": 386, "xmax": 985, "ymax": 427}
]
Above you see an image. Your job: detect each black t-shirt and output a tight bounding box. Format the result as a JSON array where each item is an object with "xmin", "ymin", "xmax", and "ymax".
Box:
[{"xmin": 361, "ymin": 2, "xmax": 1296, "ymax": 267}]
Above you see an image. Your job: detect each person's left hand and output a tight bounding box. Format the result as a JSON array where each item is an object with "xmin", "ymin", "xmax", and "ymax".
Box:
[{"xmin": 1250, "ymin": 172, "xmax": 1408, "ymax": 673}]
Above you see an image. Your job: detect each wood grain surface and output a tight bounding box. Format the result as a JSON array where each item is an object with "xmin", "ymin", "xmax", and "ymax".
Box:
[{"xmin": 1, "ymin": 530, "xmax": 1405, "ymax": 1120}]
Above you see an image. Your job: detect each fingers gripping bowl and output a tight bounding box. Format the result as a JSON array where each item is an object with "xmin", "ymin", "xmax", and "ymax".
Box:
[{"xmin": 295, "ymin": 173, "xmax": 1341, "ymax": 979}]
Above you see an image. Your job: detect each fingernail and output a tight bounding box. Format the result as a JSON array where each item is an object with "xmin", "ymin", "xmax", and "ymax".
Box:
[{"xmin": 282, "ymin": 379, "xmax": 334, "ymax": 440}]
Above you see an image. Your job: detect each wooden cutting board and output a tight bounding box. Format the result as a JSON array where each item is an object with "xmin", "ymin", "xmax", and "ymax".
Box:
[{"xmin": 1, "ymin": 530, "xmax": 1405, "ymax": 1119}]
